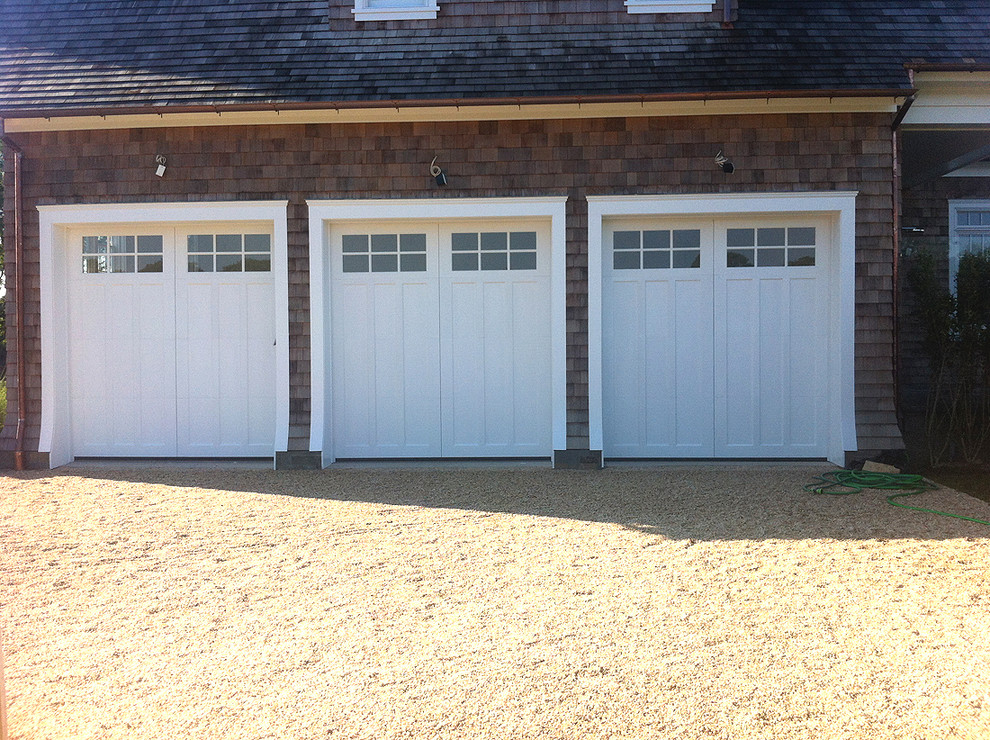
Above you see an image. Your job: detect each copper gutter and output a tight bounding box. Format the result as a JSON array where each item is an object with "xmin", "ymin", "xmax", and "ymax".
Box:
[
  {"xmin": 0, "ymin": 131, "xmax": 26, "ymax": 469},
  {"xmin": 0, "ymin": 87, "xmax": 914, "ymax": 122}
]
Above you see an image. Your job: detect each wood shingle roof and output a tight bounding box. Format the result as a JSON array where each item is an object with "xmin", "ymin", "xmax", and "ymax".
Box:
[{"xmin": 1, "ymin": 0, "xmax": 988, "ymax": 115}]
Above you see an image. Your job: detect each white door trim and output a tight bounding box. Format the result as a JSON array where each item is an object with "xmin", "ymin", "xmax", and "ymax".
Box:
[
  {"xmin": 308, "ymin": 197, "xmax": 568, "ymax": 466},
  {"xmin": 38, "ymin": 201, "xmax": 290, "ymax": 468},
  {"xmin": 588, "ymin": 192, "xmax": 858, "ymax": 465}
]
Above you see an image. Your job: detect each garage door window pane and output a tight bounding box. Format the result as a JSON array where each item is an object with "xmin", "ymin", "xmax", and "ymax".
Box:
[
  {"xmin": 452, "ymin": 253, "xmax": 478, "ymax": 271},
  {"xmin": 613, "ymin": 251, "xmax": 640, "ymax": 270},
  {"xmin": 726, "ymin": 229, "xmax": 754, "ymax": 248},
  {"xmin": 245, "ymin": 234, "xmax": 271, "ymax": 252},
  {"xmin": 245, "ymin": 255, "xmax": 272, "ymax": 272},
  {"xmin": 343, "ymin": 235, "xmax": 369, "ymax": 253},
  {"xmin": 787, "ymin": 228, "xmax": 816, "ymax": 246},
  {"xmin": 642, "ymin": 250, "xmax": 670, "ymax": 269},
  {"xmin": 672, "ymin": 250, "xmax": 701, "ymax": 269},
  {"xmin": 188, "ymin": 254, "xmax": 214, "ymax": 272},
  {"xmin": 372, "ymin": 254, "xmax": 399, "ymax": 272},
  {"xmin": 108, "ymin": 236, "xmax": 135, "ymax": 254},
  {"xmin": 188, "ymin": 235, "xmax": 214, "ymax": 253},
  {"xmin": 481, "ymin": 252, "xmax": 508, "ymax": 270},
  {"xmin": 757, "ymin": 228, "xmax": 786, "ymax": 247},
  {"xmin": 481, "ymin": 232, "xmax": 507, "ymax": 251},
  {"xmin": 216, "ymin": 234, "xmax": 242, "ymax": 253},
  {"xmin": 83, "ymin": 256, "xmax": 106, "ymax": 273},
  {"xmin": 672, "ymin": 230, "xmax": 701, "ymax": 249},
  {"xmin": 83, "ymin": 236, "xmax": 108, "ymax": 255},
  {"xmin": 217, "ymin": 254, "xmax": 243, "ymax": 272},
  {"xmin": 510, "ymin": 252, "xmax": 537, "ymax": 270},
  {"xmin": 510, "ymin": 232, "xmax": 537, "ymax": 251},
  {"xmin": 342, "ymin": 255, "xmax": 369, "ymax": 273},
  {"xmin": 727, "ymin": 249, "xmax": 755, "ymax": 267},
  {"xmin": 372, "ymin": 234, "xmax": 398, "ymax": 253},
  {"xmin": 138, "ymin": 256, "xmax": 164, "ymax": 273},
  {"xmin": 613, "ymin": 231, "xmax": 640, "ymax": 251},
  {"xmin": 788, "ymin": 248, "xmax": 816, "ymax": 267},
  {"xmin": 452, "ymin": 233, "xmax": 477, "ymax": 251},
  {"xmin": 758, "ymin": 248, "xmax": 785, "ymax": 267},
  {"xmin": 137, "ymin": 235, "xmax": 163, "ymax": 253}
]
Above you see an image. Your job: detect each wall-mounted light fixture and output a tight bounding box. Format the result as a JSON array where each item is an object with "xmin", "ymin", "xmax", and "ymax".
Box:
[
  {"xmin": 155, "ymin": 154, "xmax": 167, "ymax": 177},
  {"xmin": 714, "ymin": 150, "xmax": 734, "ymax": 174},
  {"xmin": 430, "ymin": 156, "xmax": 447, "ymax": 187}
]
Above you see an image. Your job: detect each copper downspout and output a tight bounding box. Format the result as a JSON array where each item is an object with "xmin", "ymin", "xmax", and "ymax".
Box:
[
  {"xmin": 1, "ymin": 133, "xmax": 26, "ymax": 470},
  {"xmin": 889, "ymin": 85, "xmax": 916, "ymax": 438}
]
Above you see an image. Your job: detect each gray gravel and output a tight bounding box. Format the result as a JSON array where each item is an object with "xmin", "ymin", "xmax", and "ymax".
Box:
[{"xmin": 1, "ymin": 465, "xmax": 989, "ymax": 739}]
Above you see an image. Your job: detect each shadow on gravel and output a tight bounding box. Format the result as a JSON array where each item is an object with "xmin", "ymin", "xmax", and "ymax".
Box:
[{"xmin": 14, "ymin": 464, "xmax": 990, "ymax": 543}]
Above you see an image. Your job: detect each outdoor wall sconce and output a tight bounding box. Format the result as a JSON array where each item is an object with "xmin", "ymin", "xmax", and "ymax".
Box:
[
  {"xmin": 430, "ymin": 156, "xmax": 448, "ymax": 186},
  {"xmin": 155, "ymin": 154, "xmax": 167, "ymax": 177},
  {"xmin": 715, "ymin": 150, "xmax": 734, "ymax": 174}
]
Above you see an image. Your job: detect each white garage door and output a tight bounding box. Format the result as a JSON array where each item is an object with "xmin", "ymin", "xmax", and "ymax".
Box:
[
  {"xmin": 67, "ymin": 225, "xmax": 276, "ymax": 457},
  {"xmin": 330, "ymin": 219, "xmax": 551, "ymax": 458},
  {"xmin": 603, "ymin": 215, "xmax": 829, "ymax": 458}
]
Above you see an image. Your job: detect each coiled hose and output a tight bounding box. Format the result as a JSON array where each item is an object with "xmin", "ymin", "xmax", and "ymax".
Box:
[{"xmin": 805, "ymin": 470, "xmax": 990, "ymax": 526}]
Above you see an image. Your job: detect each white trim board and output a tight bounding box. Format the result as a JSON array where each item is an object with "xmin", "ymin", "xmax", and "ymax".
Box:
[
  {"xmin": 2, "ymin": 96, "xmax": 901, "ymax": 133},
  {"xmin": 307, "ymin": 197, "xmax": 568, "ymax": 467},
  {"xmin": 37, "ymin": 200, "xmax": 291, "ymax": 468},
  {"xmin": 587, "ymin": 191, "xmax": 858, "ymax": 466},
  {"xmin": 902, "ymin": 71, "xmax": 990, "ymax": 127}
]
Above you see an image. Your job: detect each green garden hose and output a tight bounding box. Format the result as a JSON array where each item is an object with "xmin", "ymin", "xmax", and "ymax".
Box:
[{"xmin": 805, "ymin": 470, "xmax": 990, "ymax": 526}]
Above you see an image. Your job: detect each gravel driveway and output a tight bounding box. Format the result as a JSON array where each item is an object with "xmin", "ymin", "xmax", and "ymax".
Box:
[{"xmin": 1, "ymin": 464, "xmax": 989, "ymax": 740}]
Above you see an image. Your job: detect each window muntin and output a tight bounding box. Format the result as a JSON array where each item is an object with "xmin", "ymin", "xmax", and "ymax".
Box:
[
  {"xmin": 82, "ymin": 235, "xmax": 164, "ymax": 274},
  {"xmin": 341, "ymin": 233, "xmax": 428, "ymax": 273},
  {"xmin": 187, "ymin": 233, "xmax": 272, "ymax": 273},
  {"xmin": 451, "ymin": 231, "xmax": 538, "ymax": 272},
  {"xmin": 726, "ymin": 227, "xmax": 816, "ymax": 268},
  {"xmin": 352, "ymin": 0, "xmax": 439, "ymax": 21},
  {"xmin": 612, "ymin": 229, "xmax": 701, "ymax": 270}
]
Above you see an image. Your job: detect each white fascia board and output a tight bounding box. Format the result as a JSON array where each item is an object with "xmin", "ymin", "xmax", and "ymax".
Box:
[
  {"xmin": 3, "ymin": 96, "xmax": 901, "ymax": 133},
  {"xmin": 37, "ymin": 200, "xmax": 292, "ymax": 465},
  {"xmin": 307, "ymin": 196, "xmax": 569, "ymax": 463},
  {"xmin": 902, "ymin": 71, "xmax": 990, "ymax": 127},
  {"xmin": 587, "ymin": 191, "xmax": 858, "ymax": 464}
]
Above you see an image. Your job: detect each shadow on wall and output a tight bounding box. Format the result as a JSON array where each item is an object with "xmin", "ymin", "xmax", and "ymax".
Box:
[{"xmin": 12, "ymin": 464, "xmax": 990, "ymax": 544}]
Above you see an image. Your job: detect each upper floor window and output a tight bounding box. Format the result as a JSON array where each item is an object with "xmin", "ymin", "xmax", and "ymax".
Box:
[
  {"xmin": 625, "ymin": 1, "xmax": 715, "ymax": 13},
  {"xmin": 353, "ymin": 0, "xmax": 439, "ymax": 21}
]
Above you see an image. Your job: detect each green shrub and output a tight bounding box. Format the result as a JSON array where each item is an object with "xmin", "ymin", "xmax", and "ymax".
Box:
[{"xmin": 909, "ymin": 250, "xmax": 990, "ymax": 466}]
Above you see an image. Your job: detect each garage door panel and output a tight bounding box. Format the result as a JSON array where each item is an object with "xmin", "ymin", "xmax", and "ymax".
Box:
[
  {"xmin": 67, "ymin": 225, "xmax": 276, "ymax": 459},
  {"xmin": 69, "ymin": 236, "xmax": 178, "ymax": 457},
  {"xmin": 511, "ymin": 280, "xmax": 551, "ymax": 447},
  {"xmin": 605, "ymin": 280, "xmax": 645, "ymax": 451},
  {"xmin": 176, "ymin": 246, "xmax": 276, "ymax": 456},
  {"xmin": 332, "ymin": 261, "xmax": 442, "ymax": 457},
  {"xmin": 607, "ymin": 215, "xmax": 828, "ymax": 460},
  {"xmin": 604, "ymin": 220, "xmax": 715, "ymax": 457}
]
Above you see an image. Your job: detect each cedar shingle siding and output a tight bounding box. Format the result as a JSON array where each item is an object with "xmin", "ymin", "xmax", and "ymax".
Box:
[
  {"xmin": 2, "ymin": 0, "xmax": 989, "ymax": 465},
  {"xmin": 2, "ymin": 113, "xmax": 899, "ymax": 454}
]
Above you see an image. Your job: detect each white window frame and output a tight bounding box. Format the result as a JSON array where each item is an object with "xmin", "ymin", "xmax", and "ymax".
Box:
[
  {"xmin": 37, "ymin": 201, "xmax": 291, "ymax": 468},
  {"xmin": 587, "ymin": 191, "xmax": 859, "ymax": 466},
  {"xmin": 948, "ymin": 199, "xmax": 990, "ymax": 291},
  {"xmin": 625, "ymin": 1, "xmax": 716, "ymax": 14},
  {"xmin": 353, "ymin": 0, "xmax": 439, "ymax": 21}
]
